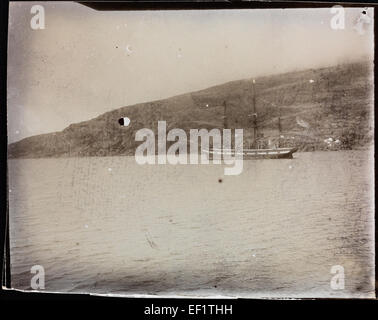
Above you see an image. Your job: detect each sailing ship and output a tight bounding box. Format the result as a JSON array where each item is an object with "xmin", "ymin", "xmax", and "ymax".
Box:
[{"xmin": 204, "ymin": 79, "xmax": 298, "ymax": 159}]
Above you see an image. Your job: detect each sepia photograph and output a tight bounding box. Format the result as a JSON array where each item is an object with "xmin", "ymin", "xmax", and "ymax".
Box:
[{"xmin": 5, "ymin": 2, "xmax": 375, "ymax": 299}]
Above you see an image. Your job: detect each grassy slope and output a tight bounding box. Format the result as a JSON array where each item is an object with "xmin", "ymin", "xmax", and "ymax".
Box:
[{"xmin": 8, "ymin": 61, "xmax": 373, "ymax": 158}]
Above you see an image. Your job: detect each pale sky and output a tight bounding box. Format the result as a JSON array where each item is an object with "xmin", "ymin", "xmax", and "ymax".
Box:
[{"xmin": 7, "ymin": 2, "xmax": 374, "ymax": 143}]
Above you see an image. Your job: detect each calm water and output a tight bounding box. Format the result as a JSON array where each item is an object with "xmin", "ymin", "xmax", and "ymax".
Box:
[{"xmin": 8, "ymin": 150, "xmax": 375, "ymax": 298}]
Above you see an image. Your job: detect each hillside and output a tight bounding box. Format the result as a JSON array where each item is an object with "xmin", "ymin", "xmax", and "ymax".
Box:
[{"xmin": 8, "ymin": 61, "xmax": 374, "ymax": 158}]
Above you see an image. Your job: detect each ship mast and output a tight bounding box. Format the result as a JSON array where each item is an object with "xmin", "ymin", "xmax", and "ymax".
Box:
[
  {"xmin": 278, "ymin": 109, "xmax": 282, "ymax": 148},
  {"xmin": 223, "ymin": 100, "xmax": 228, "ymax": 129},
  {"xmin": 251, "ymin": 79, "xmax": 258, "ymax": 148}
]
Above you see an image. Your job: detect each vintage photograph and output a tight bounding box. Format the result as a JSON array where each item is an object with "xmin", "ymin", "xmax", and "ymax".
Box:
[{"xmin": 6, "ymin": 2, "xmax": 375, "ymax": 298}]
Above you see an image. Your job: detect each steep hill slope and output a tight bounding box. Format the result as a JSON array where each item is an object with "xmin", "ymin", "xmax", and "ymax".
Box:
[{"xmin": 8, "ymin": 61, "xmax": 373, "ymax": 158}]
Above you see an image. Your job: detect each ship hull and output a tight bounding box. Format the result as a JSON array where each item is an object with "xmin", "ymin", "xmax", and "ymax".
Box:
[{"xmin": 204, "ymin": 147, "xmax": 298, "ymax": 160}]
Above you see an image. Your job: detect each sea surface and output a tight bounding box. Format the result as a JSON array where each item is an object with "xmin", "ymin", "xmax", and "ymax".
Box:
[{"xmin": 7, "ymin": 150, "xmax": 375, "ymax": 298}]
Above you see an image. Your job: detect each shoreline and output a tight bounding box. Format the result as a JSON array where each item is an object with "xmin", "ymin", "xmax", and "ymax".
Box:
[{"xmin": 7, "ymin": 145, "xmax": 374, "ymax": 160}]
